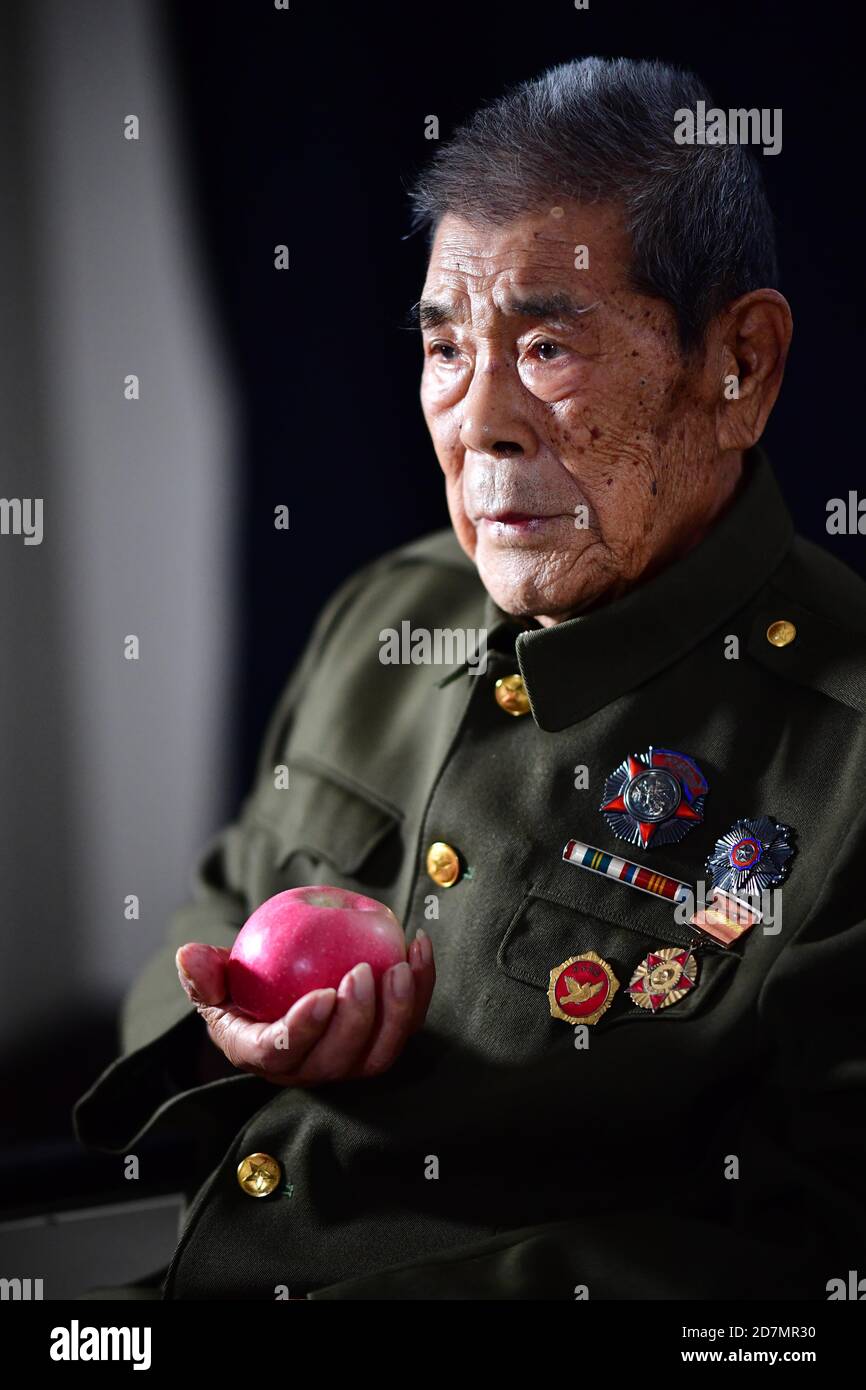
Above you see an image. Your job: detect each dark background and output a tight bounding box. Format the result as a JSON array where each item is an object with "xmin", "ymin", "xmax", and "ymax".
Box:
[
  {"xmin": 164, "ymin": 0, "xmax": 864, "ymax": 800},
  {"xmin": 5, "ymin": 0, "xmax": 862, "ymax": 1217}
]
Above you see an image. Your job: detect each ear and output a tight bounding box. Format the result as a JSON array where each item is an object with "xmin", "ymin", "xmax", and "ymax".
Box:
[{"xmin": 712, "ymin": 289, "xmax": 793, "ymax": 451}]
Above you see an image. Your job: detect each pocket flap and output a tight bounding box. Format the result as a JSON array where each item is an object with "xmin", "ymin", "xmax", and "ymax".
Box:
[
  {"xmin": 497, "ymin": 874, "xmax": 739, "ymax": 1024},
  {"xmin": 253, "ymin": 758, "xmax": 402, "ymax": 876},
  {"xmin": 523, "ymin": 857, "xmax": 714, "ymax": 959}
]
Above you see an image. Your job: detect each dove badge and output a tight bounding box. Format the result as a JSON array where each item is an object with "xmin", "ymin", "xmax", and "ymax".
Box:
[{"xmin": 548, "ymin": 952, "xmax": 619, "ymax": 1025}]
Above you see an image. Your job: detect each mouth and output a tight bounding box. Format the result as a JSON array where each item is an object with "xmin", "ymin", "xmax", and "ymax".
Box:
[{"xmin": 477, "ymin": 511, "xmax": 569, "ymax": 535}]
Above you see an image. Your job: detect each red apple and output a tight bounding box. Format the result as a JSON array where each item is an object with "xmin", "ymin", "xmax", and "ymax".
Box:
[{"xmin": 227, "ymin": 885, "xmax": 406, "ymax": 1022}]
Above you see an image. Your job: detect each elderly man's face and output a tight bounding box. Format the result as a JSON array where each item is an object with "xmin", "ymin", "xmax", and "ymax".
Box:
[{"xmin": 419, "ymin": 202, "xmax": 740, "ymax": 623}]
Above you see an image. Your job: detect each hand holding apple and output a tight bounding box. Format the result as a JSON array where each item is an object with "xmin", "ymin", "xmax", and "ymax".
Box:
[
  {"xmin": 227, "ymin": 886, "xmax": 407, "ymax": 1021},
  {"xmin": 175, "ymin": 886, "xmax": 434, "ymax": 1088}
]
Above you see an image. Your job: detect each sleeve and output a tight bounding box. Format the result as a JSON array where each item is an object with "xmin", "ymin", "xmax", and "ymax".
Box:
[
  {"xmin": 72, "ymin": 563, "xmax": 378, "ymax": 1156},
  {"xmin": 308, "ymin": 806, "xmax": 866, "ymax": 1300}
]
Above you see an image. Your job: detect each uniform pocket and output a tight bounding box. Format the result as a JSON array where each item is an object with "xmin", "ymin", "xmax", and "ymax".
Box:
[
  {"xmin": 497, "ymin": 873, "xmax": 740, "ymax": 1027},
  {"xmin": 249, "ymin": 755, "xmax": 403, "ymax": 881}
]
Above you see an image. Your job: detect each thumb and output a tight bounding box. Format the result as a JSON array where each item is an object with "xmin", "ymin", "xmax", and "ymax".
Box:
[{"xmin": 176, "ymin": 943, "xmax": 230, "ymax": 1007}]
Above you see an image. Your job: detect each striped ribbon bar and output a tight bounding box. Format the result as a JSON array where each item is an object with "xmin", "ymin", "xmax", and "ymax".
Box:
[{"xmin": 562, "ymin": 838, "xmax": 692, "ymax": 905}]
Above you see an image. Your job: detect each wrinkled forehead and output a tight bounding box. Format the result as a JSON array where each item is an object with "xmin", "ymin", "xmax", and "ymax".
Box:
[{"xmin": 420, "ymin": 206, "xmax": 633, "ymax": 326}]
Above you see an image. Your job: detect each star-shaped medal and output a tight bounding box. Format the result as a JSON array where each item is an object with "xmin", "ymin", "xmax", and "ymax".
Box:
[
  {"xmin": 706, "ymin": 816, "xmax": 795, "ymax": 898},
  {"xmin": 627, "ymin": 947, "xmax": 698, "ymax": 1012},
  {"xmin": 600, "ymin": 746, "xmax": 708, "ymax": 849}
]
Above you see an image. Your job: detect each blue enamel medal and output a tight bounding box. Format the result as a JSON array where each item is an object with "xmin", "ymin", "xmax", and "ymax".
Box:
[{"xmin": 706, "ymin": 816, "xmax": 795, "ymax": 897}]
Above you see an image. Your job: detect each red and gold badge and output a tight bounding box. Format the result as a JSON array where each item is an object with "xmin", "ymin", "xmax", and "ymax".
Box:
[
  {"xmin": 548, "ymin": 952, "xmax": 619, "ymax": 1025},
  {"xmin": 627, "ymin": 946, "xmax": 698, "ymax": 1012}
]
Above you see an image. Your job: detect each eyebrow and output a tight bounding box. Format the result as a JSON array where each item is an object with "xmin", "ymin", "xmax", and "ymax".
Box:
[{"xmin": 408, "ymin": 292, "xmax": 598, "ymax": 330}]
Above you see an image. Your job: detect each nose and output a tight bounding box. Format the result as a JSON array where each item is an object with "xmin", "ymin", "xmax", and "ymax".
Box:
[{"xmin": 459, "ymin": 359, "xmax": 537, "ymax": 459}]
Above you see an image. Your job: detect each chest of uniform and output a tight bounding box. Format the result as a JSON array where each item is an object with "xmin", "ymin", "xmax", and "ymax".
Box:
[{"xmin": 245, "ymin": 636, "xmax": 820, "ymax": 1073}]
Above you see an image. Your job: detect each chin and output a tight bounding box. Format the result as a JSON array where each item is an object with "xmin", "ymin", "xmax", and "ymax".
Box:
[
  {"xmin": 482, "ymin": 576, "xmax": 578, "ymax": 624},
  {"xmin": 479, "ymin": 551, "xmax": 605, "ymax": 624}
]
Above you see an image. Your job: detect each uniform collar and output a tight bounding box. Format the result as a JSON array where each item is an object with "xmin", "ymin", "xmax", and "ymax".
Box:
[{"xmin": 481, "ymin": 448, "xmax": 793, "ymax": 731}]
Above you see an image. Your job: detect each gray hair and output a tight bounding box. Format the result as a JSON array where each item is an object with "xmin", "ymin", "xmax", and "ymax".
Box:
[{"xmin": 409, "ymin": 57, "xmax": 779, "ymax": 353}]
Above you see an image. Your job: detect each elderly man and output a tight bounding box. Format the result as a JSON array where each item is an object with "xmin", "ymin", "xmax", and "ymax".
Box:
[{"xmin": 75, "ymin": 56, "xmax": 866, "ymax": 1300}]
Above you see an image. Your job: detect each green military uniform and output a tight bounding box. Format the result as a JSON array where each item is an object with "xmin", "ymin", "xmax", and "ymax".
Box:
[{"xmin": 74, "ymin": 448, "xmax": 866, "ymax": 1299}]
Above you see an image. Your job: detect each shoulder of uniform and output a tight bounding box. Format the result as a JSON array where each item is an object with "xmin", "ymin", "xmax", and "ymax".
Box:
[
  {"xmin": 308, "ymin": 528, "xmax": 482, "ymax": 654},
  {"xmin": 321, "ymin": 529, "xmax": 476, "ymax": 612},
  {"xmin": 375, "ymin": 527, "xmax": 478, "ymax": 576},
  {"xmin": 346, "ymin": 527, "xmax": 483, "ymax": 609},
  {"xmin": 778, "ymin": 536, "xmax": 866, "ymax": 632},
  {"xmin": 744, "ymin": 536, "xmax": 866, "ymax": 715}
]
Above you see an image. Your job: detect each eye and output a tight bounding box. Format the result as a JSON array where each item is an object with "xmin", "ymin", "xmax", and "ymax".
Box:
[
  {"xmin": 428, "ymin": 341, "xmax": 461, "ymax": 363},
  {"xmin": 531, "ymin": 340, "xmax": 566, "ymax": 362}
]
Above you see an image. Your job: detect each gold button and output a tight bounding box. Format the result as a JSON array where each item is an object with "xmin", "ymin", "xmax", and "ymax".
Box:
[
  {"xmin": 766, "ymin": 620, "xmax": 797, "ymax": 648},
  {"xmin": 495, "ymin": 673, "xmax": 531, "ymax": 716},
  {"xmin": 237, "ymin": 1152, "xmax": 281, "ymax": 1198},
  {"xmin": 426, "ymin": 841, "xmax": 461, "ymax": 888}
]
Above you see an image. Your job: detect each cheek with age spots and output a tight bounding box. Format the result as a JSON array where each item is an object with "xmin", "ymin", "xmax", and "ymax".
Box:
[
  {"xmin": 537, "ymin": 299, "xmax": 688, "ymax": 506},
  {"xmin": 546, "ymin": 402, "xmax": 664, "ymax": 507}
]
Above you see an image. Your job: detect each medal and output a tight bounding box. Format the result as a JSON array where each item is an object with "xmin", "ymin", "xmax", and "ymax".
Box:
[
  {"xmin": 706, "ymin": 816, "xmax": 795, "ymax": 899},
  {"xmin": 627, "ymin": 947, "xmax": 698, "ymax": 1012},
  {"xmin": 689, "ymin": 889, "xmax": 761, "ymax": 947},
  {"xmin": 563, "ymin": 838, "xmax": 692, "ymax": 905},
  {"xmin": 548, "ymin": 952, "xmax": 618, "ymax": 1025},
  {"xmin": 600, "ymin": 746, "xmax": 708, "ymax": 848}
]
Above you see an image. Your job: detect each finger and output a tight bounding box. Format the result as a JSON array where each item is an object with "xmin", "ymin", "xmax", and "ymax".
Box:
[
  {"xmin": 258, "ymin": 987, "xmax": 340, "ymax": 1073},
  {"xmin": 176, "ymin": 943, "xmax": 230, "ymax": 1006},
  {"xmin": 293, "ymin": 962, "xmax": 378, "ymax": 1083},
  {"xmin": 407, "ymin": 930, "xmax": 435, "ymax": 1032},
  {"xmin": 203, "ymin": 987, "xmax": 338, "ymax": 1075},
  {"xmin": 357, "ymin": 960, "xmax": 416, "ymax": 1076}
]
